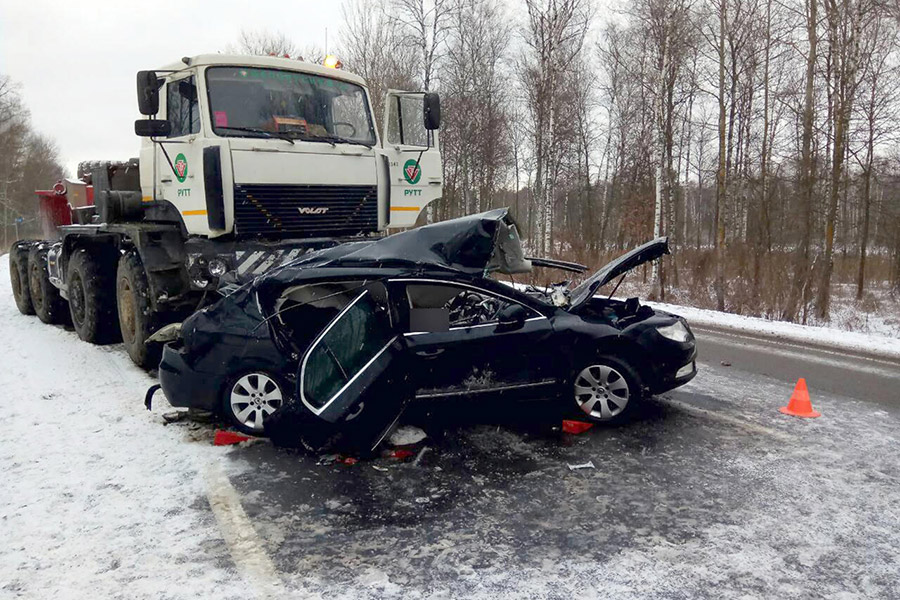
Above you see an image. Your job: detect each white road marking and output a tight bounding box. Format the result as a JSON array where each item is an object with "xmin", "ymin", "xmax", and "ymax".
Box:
[
  {"xmin": 204, "ymin": 461, "xmax": 283, "ymax": 597},
  {"xmin": 657, "ymin": 396, "xmax": 792, "ymax": 442}
]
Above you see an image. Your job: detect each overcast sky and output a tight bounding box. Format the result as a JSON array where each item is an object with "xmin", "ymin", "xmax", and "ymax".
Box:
[{"xmin": 0, "ymin": 1, "xmax": 342, "ymax": 176}]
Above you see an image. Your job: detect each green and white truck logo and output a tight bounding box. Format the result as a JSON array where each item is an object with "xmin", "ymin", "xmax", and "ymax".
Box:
[
  {"xmin": 403, "ymin": 159, "xmax": 421, "ymax": 185},
  {"xmin": 174, "ymin": 153, "xmax": 188, "ymax": 183}
]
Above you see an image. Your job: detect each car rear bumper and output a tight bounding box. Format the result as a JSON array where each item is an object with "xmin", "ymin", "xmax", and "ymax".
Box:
[{"xmin": 158, "ymin": 343, "xmax": 224, "ymax": 412}]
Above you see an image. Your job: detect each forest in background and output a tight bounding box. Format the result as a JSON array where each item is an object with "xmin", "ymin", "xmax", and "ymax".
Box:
[
  {"xmin": 2, "ymin": 0, "xmax": 899, "ymax": 333},
  {"xmin": 334, "ymin": 0, "xmax": 900, "ymax": 330}
]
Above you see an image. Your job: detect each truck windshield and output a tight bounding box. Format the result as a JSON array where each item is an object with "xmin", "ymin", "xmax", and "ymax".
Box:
[{"xmin": 205, "ymin": 66, "xmax": 376, "ymax": 146}]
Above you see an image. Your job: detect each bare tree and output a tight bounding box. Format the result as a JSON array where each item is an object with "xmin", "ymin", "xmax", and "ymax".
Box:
[
  {"xmin": 340, "ymin": 0, "xmax": 419, "ymax": 127},
  {"xmin": 782, "ymin": 0, "xmax": 819, "ymax": 322},
  {"xmin": 521, "ymin": 0, "xmax": 592, "ymax": 255},
  {"xmin": 393, "ymin": 0, "xmax": 452, "ymax": 90},
  {"xmin": 228, "ymin": 29, "xmax": 297, "ymax": 57}
]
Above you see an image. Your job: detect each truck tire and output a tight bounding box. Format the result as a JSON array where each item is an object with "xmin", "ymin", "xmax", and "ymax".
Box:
[
  {"xmin": 116, "ymin": 252, "xmax": 161, "ymax": 369},
  {"xmin": 28, "ymin": 245, "xmax": 68, "ymax": 325},
  {"xmin": 9, "ymin": 242, "xmax": 35, "ymax": 315},
  {"xmin": 67, "ymin": 247, "xmax": 121, "ymax": 344}
]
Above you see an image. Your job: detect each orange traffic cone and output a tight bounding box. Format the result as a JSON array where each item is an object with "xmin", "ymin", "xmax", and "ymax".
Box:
[{"xmin": 779, "ymin": 378, "xmax": 821, "ymax": 418}]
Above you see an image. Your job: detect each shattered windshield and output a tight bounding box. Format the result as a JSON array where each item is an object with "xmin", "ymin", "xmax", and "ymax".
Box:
[{"xmin": 205, "ymin": 66, "xmax": 376, "ymax": 145}]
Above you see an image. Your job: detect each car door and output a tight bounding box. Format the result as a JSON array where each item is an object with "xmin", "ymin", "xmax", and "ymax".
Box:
[
  {"xmin": 297, "ymin": 287, "xmax": 407, "ymax": 427},
  {"xmin": 381, "ymin": 90, "xmax": 442, "ymax": 228},
  {"xmin": 398, "ymin": 280, "xmax": 557, "ymax": 401}
]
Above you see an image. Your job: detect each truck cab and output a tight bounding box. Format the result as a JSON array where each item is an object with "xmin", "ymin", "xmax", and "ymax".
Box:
[{"xmin": 138, "ymin": 54, "xmax": 442, "ymax": 238}]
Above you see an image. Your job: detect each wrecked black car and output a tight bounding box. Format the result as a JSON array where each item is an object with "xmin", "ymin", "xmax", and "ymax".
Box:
[{"xmin": 151, "ymin": 208, "xmax": 697, "ymax": 450}]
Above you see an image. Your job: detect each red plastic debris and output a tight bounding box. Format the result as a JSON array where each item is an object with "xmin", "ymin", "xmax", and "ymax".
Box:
[
  {"xmin": 562, "ymin": 420, "xmax": 593, "ymax": 435},
  {"xmin": 214, "ymin": 430, "xmax": 252, "ymax": 446},
  {"xmin": 341, "ymin": 456, "xmax": 359, "ymax": 465},
  {"xmin": 389, "ymin": 449, "xmax": 415, "ymax": 460}
]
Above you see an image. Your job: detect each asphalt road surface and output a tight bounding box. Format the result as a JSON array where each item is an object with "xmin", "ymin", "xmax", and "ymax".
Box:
[{"xmin": 217, "ymin": 328, "xmax": 900, "ymax": 599}]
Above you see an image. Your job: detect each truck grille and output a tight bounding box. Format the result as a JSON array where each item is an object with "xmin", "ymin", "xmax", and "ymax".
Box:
[{"xmin": 233, "ymin": 184, "xmax": 378, "ymax": 238}]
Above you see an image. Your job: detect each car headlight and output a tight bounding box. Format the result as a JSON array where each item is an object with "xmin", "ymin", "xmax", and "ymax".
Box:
[{"xmin": 658, "ymin": 321, "xmax": 692, "ymax": 342}]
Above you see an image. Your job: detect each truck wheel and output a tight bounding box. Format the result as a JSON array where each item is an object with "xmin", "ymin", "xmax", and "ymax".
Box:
[
  {"xmin": 28, "ymin": 245, "xmax": 68, "ymax": 325},
  {"xmin": 67, "ymin": 247, "xmax": 120, "ymax": 344},
  {"xmin": 116, "ymin": 252, "xmax": 161, "ymax": 369},
  {"xmin": 9, "ymin": 242, "xmax": 35, "ymax": 315}
]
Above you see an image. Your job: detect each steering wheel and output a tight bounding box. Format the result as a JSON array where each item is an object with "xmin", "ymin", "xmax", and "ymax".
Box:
[
  {"xmin": 333, "ymin": 121, "xmax": 357, "ymax": 138},
  {"xmin": 446, "ymin": 291, "xmax": 486, "ymax": 325}
]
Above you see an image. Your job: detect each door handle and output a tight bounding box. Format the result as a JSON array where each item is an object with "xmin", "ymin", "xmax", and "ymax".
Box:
[
  {"xmin": 415, "ymin": 348, "xmax": 445, "ymax": 358},
  {"xmin": 161, "ymin": 178, "xmax": 172, "ymax": 183}
]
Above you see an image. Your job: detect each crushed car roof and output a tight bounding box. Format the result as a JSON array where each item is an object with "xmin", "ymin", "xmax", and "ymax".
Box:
[{"xmin": 256, "ymin": 208, "xmax": 532, "ymax": 291}]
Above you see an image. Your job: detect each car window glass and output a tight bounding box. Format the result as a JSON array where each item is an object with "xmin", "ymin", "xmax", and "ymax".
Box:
[
  {"xmin": 303, "ymin": 344, "xmax": 345, "ymax": 408},
  {"xmin": 167, "ymin": 76, "xmax": 200, "ymax": 137},
  {"xmin": 302, "ymin": 289, "xmax": 394, "ymax": 410},
  {"xmin": 406, "ymin": 283, "xmax": 515, "ymax": 328}
]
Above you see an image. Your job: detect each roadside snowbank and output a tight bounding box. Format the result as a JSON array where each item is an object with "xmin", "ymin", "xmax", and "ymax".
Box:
[
  {"xmin": 0, "ymin": 258, "xmax": 247, "ymax": 599},
  {"xmin": 647, "ymin": 300, "xmax": 900, "ymax": 360}
]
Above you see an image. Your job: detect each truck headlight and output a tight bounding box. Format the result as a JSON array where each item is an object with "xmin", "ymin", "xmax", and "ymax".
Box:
[
  {"xmin": 658, "ymin": 321, "xmax": 692, "ymax": 342},
  {"xmin": 208, "ymin": 259, "xmax": 228, "ymax": 278}
]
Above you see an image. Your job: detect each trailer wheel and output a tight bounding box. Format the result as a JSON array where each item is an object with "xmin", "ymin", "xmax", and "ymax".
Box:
[
  {"xmin": 9, "ymin": 242, "xmax": 35, "ymax": 315},
  {"xmin": 67, "ymin": 247, "xmax": 120, "ymax": 344},
  {"xmin": 116, "ymin": 252, "xmax": 161, "ymax": 369},
  {"xmin": 28, "ymin": 245, "xmax": 68, "ymax": 325}
]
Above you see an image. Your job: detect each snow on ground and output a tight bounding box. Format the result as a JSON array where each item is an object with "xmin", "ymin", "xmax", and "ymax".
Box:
[
  {"xmin": 646, "ymin": 300, "xmax": 900, "ymax": 360},
  {"xmin": 0, "ymin": 258, "xmax": 249, "ymax": 599}
]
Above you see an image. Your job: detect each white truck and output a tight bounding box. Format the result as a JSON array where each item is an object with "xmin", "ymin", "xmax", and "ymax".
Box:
[{"xmin": 8, "ymin": 54, "xmax": 442, "ymax": 368}]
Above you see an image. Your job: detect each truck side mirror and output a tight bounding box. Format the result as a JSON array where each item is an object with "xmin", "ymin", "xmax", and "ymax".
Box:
[
  {"xmin": 134, "ymin": 119, "xmax": 171, "ymax": 137},
  {"xmin": 423, "ymin": 92, "xmax": 441, "ymax": 130},
  {"xmin": 137, "ymin": 70, "xmax": 161, "ymax": 115}
]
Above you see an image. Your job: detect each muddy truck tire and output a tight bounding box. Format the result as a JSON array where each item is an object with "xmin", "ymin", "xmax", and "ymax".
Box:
[
  {"xmin": 67, "ymin": 247, "xmax": 121, "ymax": 344},
  {"xmin": 9, "ymin": 241, "xmax": 36, "ymax": 315},
  {"xmin": 116, "ymin": 252, "xmax": 161, "ymax": 369},
  {"xmin": 28, "ymin": 244, "xmax": 69, "ymax": 325}
]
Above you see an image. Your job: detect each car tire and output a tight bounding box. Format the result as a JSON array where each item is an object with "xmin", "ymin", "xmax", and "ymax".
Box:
[
  {"xmin": 223, "ymin": 372, "xmax": 287, "ymax": 436},
  {"xmin": 9, "ymin": 241, "xmax": 35, "ymax": 315},
  {"xmin": 67, "ymin": 247, "xmax": 121, "ymax": 344},
  {"xmin": 116, "ymin": 252, "xmax": 161, "ymax": 369},
  {"xmin": 569, "ymin": 355, "xmax": 642, "ymax": 424},
  {"xmin": 28, "ymin": 245, "xmax": 68, "ymax": 325}
]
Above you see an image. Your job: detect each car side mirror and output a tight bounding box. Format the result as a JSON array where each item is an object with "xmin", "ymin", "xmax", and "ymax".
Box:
[
  {"xmin": 137, "ymin": 70, "xmax": 161, "ymax": 115},
  {"xmin": 423, "ymin": 92, "xmax": 441, "ymax": 130},
  {"xmin": 135, "ymin": 119, "xmax": 171, "ymax": 137},
  {"xmin": 497, "ymin": 304, "xmax": 527, "ymax": 331}
]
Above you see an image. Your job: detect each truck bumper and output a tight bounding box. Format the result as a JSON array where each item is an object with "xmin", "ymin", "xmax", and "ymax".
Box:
[{"xmin": 184, "ymin": 237, "xmax": 350, "ymax": 289}]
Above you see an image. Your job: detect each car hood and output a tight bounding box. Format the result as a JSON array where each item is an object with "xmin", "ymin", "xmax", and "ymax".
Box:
[
  {"xmin": 256, "ymin": 208, "xmax": 532, "ymax": 290},
  {"xmin": 568, "ymin": 237, "xmax": 670, "ymax": 310}
]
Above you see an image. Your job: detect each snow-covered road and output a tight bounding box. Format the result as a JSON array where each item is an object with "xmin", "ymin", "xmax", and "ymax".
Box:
[
  {"xmin": 0, "ymin": 259, "xmax": 250, "ymax": 599},
  {"xmin": 2, "ymin": 256, "xmax": 900, "ymax": 599}
]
